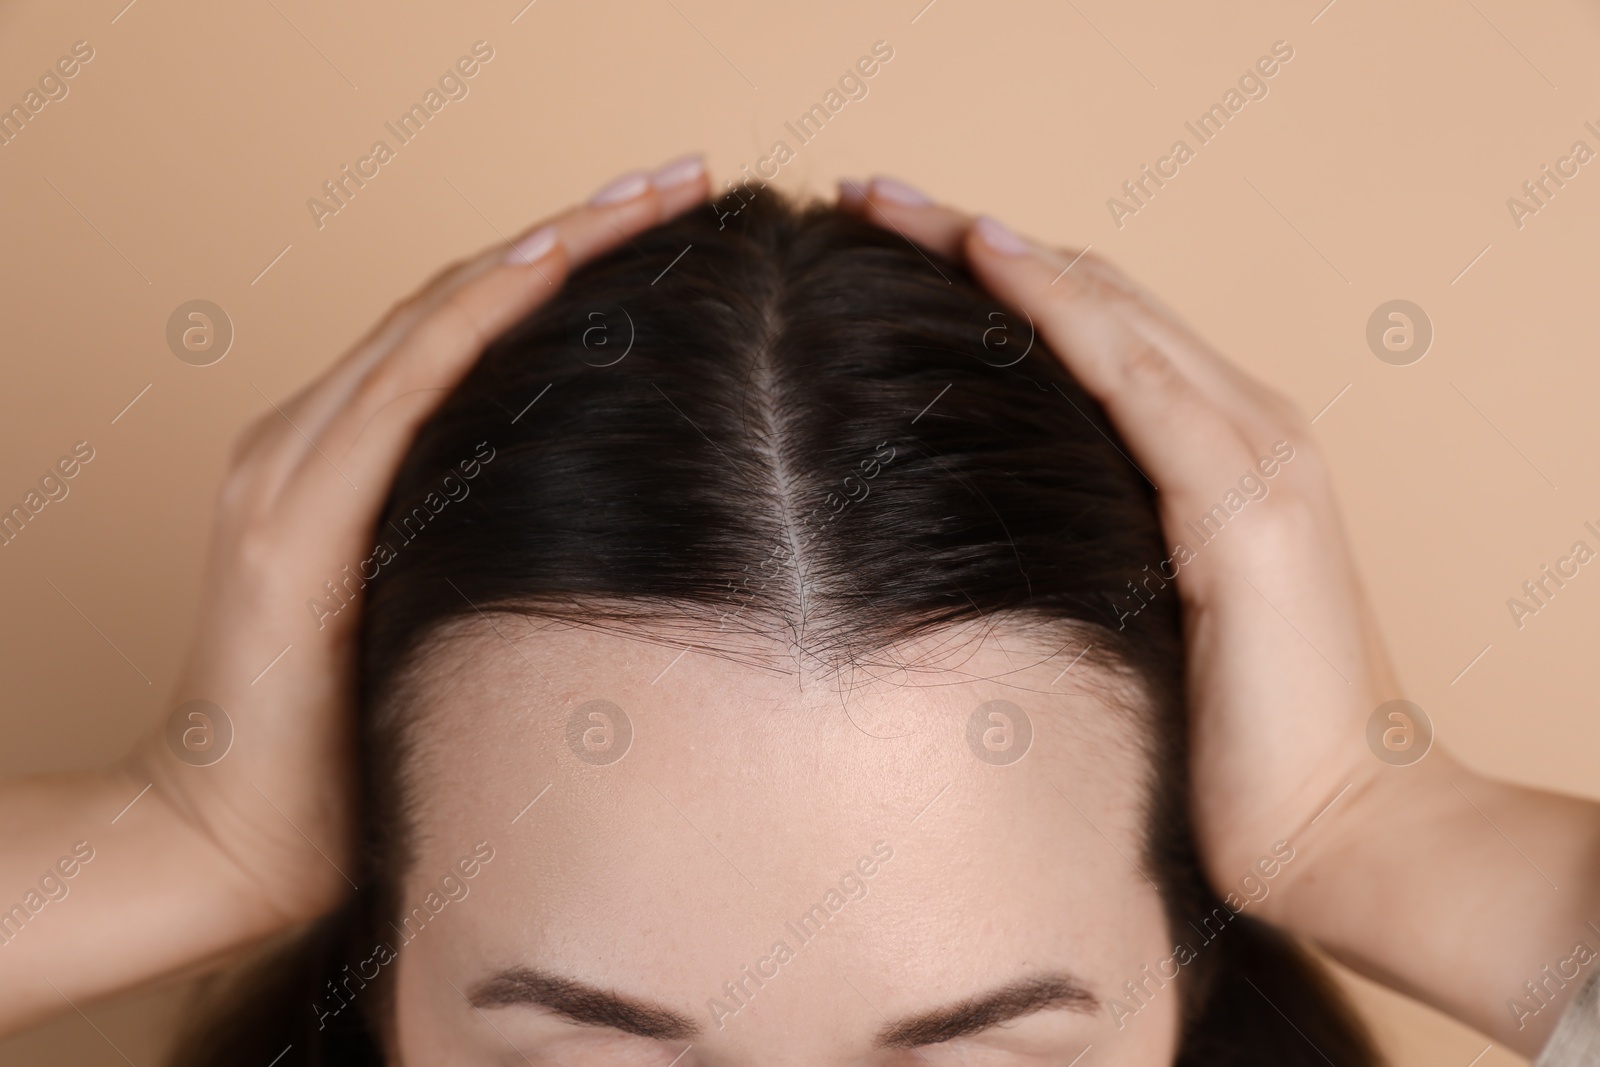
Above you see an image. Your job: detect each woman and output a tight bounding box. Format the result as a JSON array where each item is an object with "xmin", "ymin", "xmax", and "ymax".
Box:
[{"xmin": 2, "ymin": 159, "xmax": 1598, "ymax": 1065}]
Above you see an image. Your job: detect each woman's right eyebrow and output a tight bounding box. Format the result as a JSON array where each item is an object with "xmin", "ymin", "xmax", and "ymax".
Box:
[{"xmin": 466, "ymin": 967, "xmax": 701, "ymax": 1041}]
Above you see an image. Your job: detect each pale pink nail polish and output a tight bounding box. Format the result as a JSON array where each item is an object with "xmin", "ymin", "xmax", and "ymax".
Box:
[
  {"xmin": 504, "ymin": 224, "xmax": 558, "ymax": 266},
  {"xmin": 589, "ymin": 171, "xmax": 650, "ymax": 205},
  {"xmin": 651, "ymin": 154, "xmax": 705, "ymax": 189},
  {"xmin": 870, "ymin": 176, "xmax": 932, "ymax": 206},
  {"xmin": 976, "ymin": 215, "xmax": 1029, "ymax": 256}
]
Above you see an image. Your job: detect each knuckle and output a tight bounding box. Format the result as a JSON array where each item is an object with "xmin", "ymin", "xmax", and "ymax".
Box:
[
  {"xmin": 388, "ymin": 291, "xmax": 422, "ymax": 321},
  {"xmin": 1067, "ymin": 246, "xmax": 1112, "ymax": 275},
  {"xmin": 1243, "ymin": 493, "xmax": 1321, "ymax": 561},
  {"xmin": 386, "ymin": 285, "xmax": 443, "ymax": 329},
  {"xmin": 423, "ymin": 256, "xmax": 469, "ymax": 293},
  {"xmin": 1079, "ymin": 251, "xmax": 1137, "ymax": 293},
  {"xmin": 422, "ymin": 294, "xmax": 491, "ymax": 356},
  {"xmin": 1054, "ymin": 262, "xmax": 1121, "ymax": 304},
  {"xmin": 1121, "ymin": 339, "xmax": 1180, "ymax": 391},
  {"xmin": 231, "ymin": 521, "xmax": 281, "ymax": 579},
  {"xmin": 215, "ymin": 468, "xmax": 251, "ymax": 519},
  {"xmin": 214, "ymin": 462, "xmax": 272, "ymax": 540}
]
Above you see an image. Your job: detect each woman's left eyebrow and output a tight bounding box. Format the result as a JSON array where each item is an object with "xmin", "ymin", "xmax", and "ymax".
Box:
[
  {"xmin": 468, "ymin": 967, "xmax": 700, "ymax": 1041},
  {"xmin": 874, "ymin": 973, "xmax": 1100, "ymax": 1048}
]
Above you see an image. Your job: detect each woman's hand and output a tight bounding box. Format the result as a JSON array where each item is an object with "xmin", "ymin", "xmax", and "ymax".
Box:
[
  {"xmin": 841, "ymin": 176, "xmax": 1600, "ymax": 1056},
  {"xmin": 127, "ymin": 157, "xmax": 710, "ymax": 923},
  {"xmin": 0, "ymin": 156, "xmax": 710, "ymax": 1036},
  {"xmin": 840, "ymin": 176, "xmax": 1396, "ymax": 876}
]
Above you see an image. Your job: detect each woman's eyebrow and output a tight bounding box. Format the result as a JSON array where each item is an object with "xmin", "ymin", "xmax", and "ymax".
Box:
[
  {"xmin": 467, "ymin": 967, "xmax": 700, "ymax": 1041},
  {"xmin": 874, "ymin": 974, "xmax": 1100, "ymax": 1049}
]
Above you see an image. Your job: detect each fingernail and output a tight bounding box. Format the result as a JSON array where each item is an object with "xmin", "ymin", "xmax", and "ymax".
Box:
[
  {"xmin": 870, "ymin": 176, "xmax": 932, "ymax": 206},
  {"xmin": 976, "ymin": 215, "xmax": 1029, "ymax": 256},
  {"xmin": 589, "ymin": 171, "xmax": 650, "ymax": 206},
  {"xmin": 837, "ymin": 178, "xmax": 868, "ymax": 207},
  {"xmin": 504, "ymin": 224, "xmax": 558, "ymax": 266},
  {"xmin": 651, "ymin": 154, "xmax": 705, "ymax": 189}
]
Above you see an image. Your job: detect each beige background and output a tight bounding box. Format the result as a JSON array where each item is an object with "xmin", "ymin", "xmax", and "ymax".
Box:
[{"xmin": 2, "ymin": 0, "xmax": 1598, "ymax": 1062}]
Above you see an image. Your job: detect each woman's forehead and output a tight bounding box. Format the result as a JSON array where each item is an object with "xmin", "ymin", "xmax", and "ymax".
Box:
[
  {"xmin": 388, "ymin": 619, "xmax": 1173, "ymax": 1058},
  {"xmin": 397, "ymin": 617, "xmax": 1154, "ymax": 827},
  {"xmin": 395, "ymin": 618, "xmax": 1157, "ymax": 894}
]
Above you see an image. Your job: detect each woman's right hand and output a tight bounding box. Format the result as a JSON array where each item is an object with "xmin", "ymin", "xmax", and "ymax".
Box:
[
  {"xmin": 125, "ymin": 158, "xmax": 715, "ymax": 924},
  {"xmin": 843, "ymin": 176, "xmax": 1600, "ymax": 1057},
  {"xmin": 0, "ymin": 156, "xmax": 710, "ymax": 1037}
]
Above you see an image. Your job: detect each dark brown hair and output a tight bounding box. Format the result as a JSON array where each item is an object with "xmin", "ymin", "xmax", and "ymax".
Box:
[{"xmin": 172, "ymin": 188, "xmax": 1382, "ymax": 1066}]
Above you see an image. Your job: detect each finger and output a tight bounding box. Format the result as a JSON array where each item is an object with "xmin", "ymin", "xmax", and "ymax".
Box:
[
  {"xmin": 968, "ymin": 219, "xmax": 1300, "ymax": 457},
  {"xmin": 839, "ymin": 176, "xmax": 974, "ymax": 260},
  {"xmin": 839, "ymin": 178, "xmax": 1274, "ymax": 482},
  {"xmin": 249, "ymin": 156, "xmax": 709, "ymax": 505},
  {"xmin": 1048, "ymin": 248, "xmax": 1308, "ymax": 441},
  {"xmin": 277, "ymin": 155, "xmax": 710, "ymax": 530},
  {"xmin": 296, "ymin": 155, "xmax": 707, "ymax": 439},
  {"xmin": 841, "ymin": 178, "xmax": 1304, "ymax": 453},
  {"xmin": 959, "ymin": 217, "xmax": 1262, "ymax": 504},
  {"xmin": 259, "ymin": 246, "xmax": 572, "ymax": 544}
]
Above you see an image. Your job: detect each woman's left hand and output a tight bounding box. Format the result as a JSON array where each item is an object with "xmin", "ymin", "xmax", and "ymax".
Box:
[{"xmin": 842, "ymin": 175, "xmax": 1600, "ymax": 1056}]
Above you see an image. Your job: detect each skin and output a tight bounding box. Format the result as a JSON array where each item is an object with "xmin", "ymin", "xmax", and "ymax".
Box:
[
  {"xmin": 839, "ymin": 176, "xmax": 1600, "ymax": 1054},
  {"xmin": 0, "ymin": 155, "xmax": 716, "ymax": 1032},
  {"xmin": 0, "ymin": 161, "xmax": 1597, "ymax": 1061},
  {"xmin": 383, "ymin": 620, "xmax": 1178, "ymax": 1065}
]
